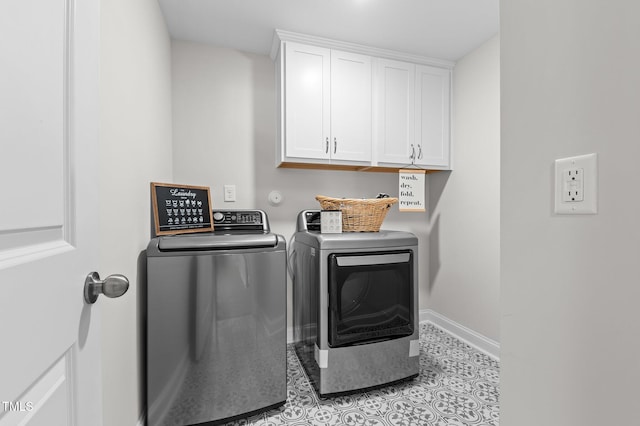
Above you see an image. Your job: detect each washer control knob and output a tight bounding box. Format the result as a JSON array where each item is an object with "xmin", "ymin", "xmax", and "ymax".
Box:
[{"xmin": 213, "ymin": 212, "xmax": 224, "ymax": 222}]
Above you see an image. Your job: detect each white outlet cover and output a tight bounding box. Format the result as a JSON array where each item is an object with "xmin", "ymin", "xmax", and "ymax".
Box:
[
  {"xmin": 223, "ymin": 184, "xmax": 236, "ymax": 202},
  {"xmin": 554, "ymin": 153, "xmax": 597, "ymax": 214}
]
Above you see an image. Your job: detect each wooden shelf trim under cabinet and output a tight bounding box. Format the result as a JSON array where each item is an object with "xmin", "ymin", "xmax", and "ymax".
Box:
[{"xmin": 277, "ymin": 162, "xmax": 442, "ymax": 174}]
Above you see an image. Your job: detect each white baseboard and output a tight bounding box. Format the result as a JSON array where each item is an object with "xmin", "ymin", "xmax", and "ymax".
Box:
[
  {"xmin": 419, "ymin": 309, "xmax": 500, "ymax": 361},
  {"xmin": 287, "ymin": 325, "xmax": 294, "ymax": 344}
]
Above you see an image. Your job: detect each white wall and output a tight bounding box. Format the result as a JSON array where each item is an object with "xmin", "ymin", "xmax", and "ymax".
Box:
[
  {"xmin": 500, "ymin": 1, "xmax": 640, "ymax": 425},
  {"xmin": 99, "ymin": 0, "xmax": 173, "ymax": 425},
  {"xmin": 427, "ymin": 35, "xmax": 500, "ymax": 342},
  {"xmin": 171, "ymin": 42, "xmax": 258, "ymax": 207}
]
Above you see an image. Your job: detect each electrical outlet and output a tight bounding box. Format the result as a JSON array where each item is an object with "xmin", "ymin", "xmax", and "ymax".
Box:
[
  {"xmin": 554, "ymin": 154, "xmax": 597, "ymax": 214},
  {"xmin": 562, "ymin": 168, "xmax": 584, "ymax": 202}
]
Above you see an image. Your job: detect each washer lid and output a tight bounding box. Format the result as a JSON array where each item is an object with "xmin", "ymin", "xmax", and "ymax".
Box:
[{"xmin": 157, "ymin": 233, "xmax": 278, "ymax": 251}]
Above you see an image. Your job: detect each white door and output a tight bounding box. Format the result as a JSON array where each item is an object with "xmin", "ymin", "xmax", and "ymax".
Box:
[{"xmin": 0, "ymin": 1, "xmax": 110, "ymax": 425}]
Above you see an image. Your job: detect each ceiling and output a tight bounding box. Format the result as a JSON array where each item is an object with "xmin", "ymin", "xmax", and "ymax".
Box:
[{"xmin": 157, "ymin": 0, "xmax": 499, "ymax": 62}]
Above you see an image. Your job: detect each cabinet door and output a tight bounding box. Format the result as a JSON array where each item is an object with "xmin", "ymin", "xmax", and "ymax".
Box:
[
  {"xmin": 284, "ymin": 42, "xmax": 331, "ymax": 160},
  {"xmin": 415, "ymin": 65, "xmax": 451, "ymax": 168},
  {"xmin": 375, "ymin": 59, "xmax": 415, "ymax": 165},
  {"xmin": 330, "ymin": 50, "xmax": 372, "ymax": 162}
]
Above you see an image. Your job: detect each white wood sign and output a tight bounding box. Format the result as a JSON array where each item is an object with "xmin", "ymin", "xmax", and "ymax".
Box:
[{"xmin": 398, "ymin": 169, "xmax": 426, "ymax": 212}]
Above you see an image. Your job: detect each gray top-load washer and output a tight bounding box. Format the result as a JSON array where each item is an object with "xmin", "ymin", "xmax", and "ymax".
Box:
[{"xmin": 146, "ymin": 209, "xmax": 286, "ymax": 426}]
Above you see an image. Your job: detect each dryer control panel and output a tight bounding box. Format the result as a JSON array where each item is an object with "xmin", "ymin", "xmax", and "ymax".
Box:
[{"xmin": 297, "ymin": 210, "xmax": 321, "ymax": 232}]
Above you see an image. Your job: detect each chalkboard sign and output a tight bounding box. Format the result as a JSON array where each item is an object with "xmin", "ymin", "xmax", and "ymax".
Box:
[{"xmin": 151, "ymin": 182, "xmax": 214, "ymax": 236}]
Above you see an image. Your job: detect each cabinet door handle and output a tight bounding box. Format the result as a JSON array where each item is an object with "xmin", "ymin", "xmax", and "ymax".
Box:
[
  {"xmin": 417, "ymin": 144, "xmax": 423, "ymax": 160},
  {"xmin": 325, "ymin": 137, "xmax": 329, "ymax": 153},
  {"xmin": 334, "ymin": 137, "xmax": 337, "ymax": 154},
  {"xmin": 410, "ymin": 144, "xmax": 416, "ymax": 161}
]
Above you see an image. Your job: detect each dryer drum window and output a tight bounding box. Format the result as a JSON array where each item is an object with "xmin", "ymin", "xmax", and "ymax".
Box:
[{"xmin": 327, "ymin": 250, "xmax": 414, "ymax": 348}]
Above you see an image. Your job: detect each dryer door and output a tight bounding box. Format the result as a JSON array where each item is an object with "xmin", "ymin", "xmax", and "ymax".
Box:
[{"xmin": 327, "ymin": 250, "xmax": 414, "ymax": 347}]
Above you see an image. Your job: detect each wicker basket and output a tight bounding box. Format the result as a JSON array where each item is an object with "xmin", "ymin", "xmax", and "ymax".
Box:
[{"xmin": 315, "ymin": 195, "xmax": 398, "ymax": 232}]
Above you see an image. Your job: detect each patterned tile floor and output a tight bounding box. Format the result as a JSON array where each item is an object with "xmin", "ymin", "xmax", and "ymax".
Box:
[{"xmin": 222, "ymin": 322, "xmax": 500, "ymax": 426}]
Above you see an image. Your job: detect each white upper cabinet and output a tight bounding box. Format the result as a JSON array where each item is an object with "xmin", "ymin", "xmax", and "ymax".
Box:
[
  {"xmin": 283, "ymin": 42, "xmax": 331, "ymax": 160},
  {"xmin": 375, "ymin": 59, "xmax": 415, "ymax": 165},
  {"xmin": 375, "ymin": 61, "xmax": 452, "ymax": 169},
  {"xmin": 330, "ymin": 50, "xmax": 372, "ymax": 162},
  {"xmin": 273, "ymin": 30, "xmax": 452, "ymax": 171},
  {"xmin": 414, "ymin": 65, "xmax": 451, "ymax": 168},
  {"xmin": 281, "ymin": 42, "xmax": 371, "ymax": 164}
]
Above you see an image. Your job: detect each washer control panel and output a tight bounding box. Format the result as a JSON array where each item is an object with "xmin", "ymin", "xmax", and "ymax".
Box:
[{"xmin": 212, "ymin": 210, "xmax": 269, "ymax": 232}]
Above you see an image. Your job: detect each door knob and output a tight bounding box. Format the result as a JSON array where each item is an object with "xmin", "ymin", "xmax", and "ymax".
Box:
[{"xmin": 84, "ymin": 272, "xmax": 129, "ymax": 304}]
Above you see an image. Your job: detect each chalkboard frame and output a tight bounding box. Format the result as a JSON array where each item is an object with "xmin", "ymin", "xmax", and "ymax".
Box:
[{"xmin": 151, "ymin": 182, "xmax": 214, "ymax": 236}]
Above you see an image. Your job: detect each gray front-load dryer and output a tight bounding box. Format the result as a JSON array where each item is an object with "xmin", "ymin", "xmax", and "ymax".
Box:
[
  {"xmin": 146, "ymin": 210, "xmax": 286, "ymax": 426},
  {"xmin": 292, "ymin": 210, "xmax": 419, "ymax": 397}
]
